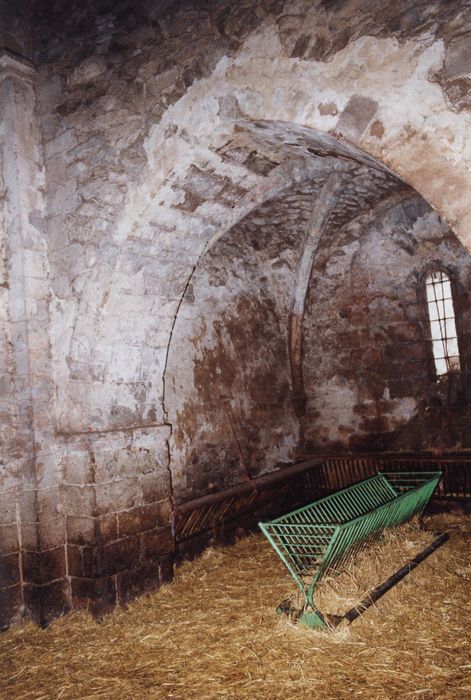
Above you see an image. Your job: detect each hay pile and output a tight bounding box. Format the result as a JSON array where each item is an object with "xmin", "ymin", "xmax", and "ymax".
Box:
[
  {"xmin": 1, "ymin": 514, "xmax": 470, "ymax": 700},
  {"xmin": 308, "ymin": 519, "xmax": 436, "ymax": 618}
]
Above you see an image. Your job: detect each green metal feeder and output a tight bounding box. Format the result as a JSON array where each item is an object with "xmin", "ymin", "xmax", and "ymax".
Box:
[{"xmin": 258, "ymin": 470, "xmax": 442, "ymax": 629}]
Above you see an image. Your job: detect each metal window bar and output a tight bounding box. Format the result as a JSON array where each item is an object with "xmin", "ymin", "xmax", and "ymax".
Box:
[
  {"xmin": 259, "ymin": 470, "xmax": 442, "ymax": 628},
  {"xmin": 426, "ymin": 271, "xmax": 460, "ymax": 375}
]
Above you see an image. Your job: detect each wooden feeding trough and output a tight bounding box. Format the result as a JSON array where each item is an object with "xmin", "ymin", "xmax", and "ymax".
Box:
[{"xmin": 259, "ymin": 471, "xmax": 444, "ymax": 629}]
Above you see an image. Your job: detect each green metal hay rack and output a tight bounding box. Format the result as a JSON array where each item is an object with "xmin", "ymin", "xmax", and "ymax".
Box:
[{"xmin": 259, "ymin": 470, "xmax": 442, "ymax": 629}]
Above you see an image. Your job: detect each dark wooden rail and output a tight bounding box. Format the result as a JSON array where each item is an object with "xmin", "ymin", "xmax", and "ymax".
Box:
[{"xmin": 172, "ymin": 453, "xmax": 470, "ymax": 560}]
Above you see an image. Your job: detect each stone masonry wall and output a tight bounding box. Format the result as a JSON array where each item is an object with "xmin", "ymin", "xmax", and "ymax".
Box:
[
  {"xmin": 167, "ymin": 184, "xmax": 471, "ymax": 497},
  {"xmin": 31, "ymin": 0, "xmax": 471, "ymax": 446},
  {"xmin": 1, "ymin": 0, "xmax": 471, "ymax": 627},
  {"xmin": 0, "ymin": 52, "xmax": 62, "ymax": 627},
  {"xmin": 303, "ymin": 196, "xmax": 471, "ymax": 453},
  {"xmin": 165, "ymin": 186, "xmax": 315, "ymax": 501},
  {"xmin": 63, "ymin": 426, "xmax": 173, "ymax": 615}
]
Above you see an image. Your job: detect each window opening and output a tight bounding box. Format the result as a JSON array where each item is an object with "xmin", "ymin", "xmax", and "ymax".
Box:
[{"xmin": 425, "ymin": 270, "xmax": 460, "ymax": 376}]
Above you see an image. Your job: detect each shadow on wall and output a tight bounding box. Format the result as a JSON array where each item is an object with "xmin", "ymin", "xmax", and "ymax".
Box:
[{"xmin": 165, "ymin": 234, "xmax": 300, "ymax": 504}]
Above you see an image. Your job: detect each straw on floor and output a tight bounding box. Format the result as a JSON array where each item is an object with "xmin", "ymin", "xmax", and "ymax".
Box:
[{"xmin": 1, "ymin": 513, "xmax": 470, "ymax": 700}]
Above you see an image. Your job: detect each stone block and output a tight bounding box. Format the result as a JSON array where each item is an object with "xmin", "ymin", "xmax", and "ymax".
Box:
[
  {"xmin": 36, "ymin": 487, "xmax": 63, "ymax": 522},
  {"xmin": 0, "ymin": 522, "xmax": 19, "ymax": 554},
  {"xmin": 117, "ymin": 562, "xmax": 160, "ymax": 605},
  {"xmin": 67, "ymin": 544, "xmax": 87, "ymax": 578},
  {"xmin": 44, "ymin": 128, "xmax": 78, "ymax": 160},
  {"xmin": 95, "ymin": 536, "xmax": 141, "ymax": 577},
  {"xmin": 158, "ymin": 554, "xmax": 174, "ymax": 585},
  {"xmin": 38, "ymin": 515, "xmax": 66, "ymax": 550},
  {"xmin": 67, "ymin": 515, "xmax": 95, "ymax": 546},
  {"xmin": 117, "ymin": 499, "xmax": 172, "ymax": 538},
  {"xmin": 92, "ymin": 449, "xmax": 123, "ymax": 483},
  {"xmin": 141, "ymin": 526, "xmax": 174, "ymax": 561},
  {"xmin": 443, "ymin": 36, "xmax": 471, "ymax": 80},
  {"xmin": 70, "ymin": 575, "xmax": 116, "ymax": 614},
  {"xmin": 22, "ymin": 546, "xmax": 66, "ymax": 585},
  {"xmin": 336, "ymin": 94, "xmax": 378, "ymax": 140},
  {"xmin": 48, "ymin": 178, "xmax": 79, "ymax": 218},
  {"xmin": 0, "ymin": 551, "xmax": 20, "ymax": 588},
  {"xmin": 85, "ymin": 429, "xmax": 131, "ymax": 453},
  {"xmin": 62, "ymin": 484, "xmax": 96, "ymax": 516},
  {"xmin": 145, "ymin": 67, "xmax": 179, "ymax": 97},
  {"xmin": 0, "ymin": 584, "xmax": 23, "ymax": 630},
  {"xmin": 139, "ymin": 471, "xmax": 171, "ymax": 504},
  {"xmin": 183, "ymin": 166, "xmax": 227, "ymax": 199},
  {"xmin": 135, "ymin": 425, "xmax": 172, "ymax": 454},
  {"xmin": 20, "ymin": 521, "xmax": 40, "ymax": 550},
  {"xmin": 97, "ymin": 513, "xmax": 118, "ymax": 544},
  {"xmin": 94, "ymin": 447, "xmax": 157, "ymax": 482},
  {"xmin": 0, "ymin": 490, "xmax": 17, "ymax": 525},
  {"xmin": 95, "ymin": 478, "xmax": 141, "ymax": 516},
  {"xmin": 24, "ymin": 579, "xmax": 71, "ymax": 626},
  {"xmin": 63, "ymin": 452, "xmax": 94, "ymax": 485}
]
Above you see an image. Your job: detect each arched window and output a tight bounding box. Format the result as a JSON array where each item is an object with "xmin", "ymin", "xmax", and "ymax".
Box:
[{"xmin": 425, "ymin": 270, "xmax": 460, "ymax": 377}]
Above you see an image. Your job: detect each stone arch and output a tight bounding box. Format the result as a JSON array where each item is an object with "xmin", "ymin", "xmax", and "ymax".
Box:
[
  {"xmin": 163, "ymin": 164, "xmax": 471, "ymax": 499},
  {"xmin": 58, "ymin": 30, "xmax": 471, "ymax": 435}
]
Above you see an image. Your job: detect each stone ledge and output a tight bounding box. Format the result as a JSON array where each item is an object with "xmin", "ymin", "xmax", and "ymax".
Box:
[{"xmin": 0, "ymin": 49, "xmax": 35, "ymax": 83}]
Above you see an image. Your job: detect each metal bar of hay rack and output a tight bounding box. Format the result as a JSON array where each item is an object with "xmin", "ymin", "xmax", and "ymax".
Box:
[{"xmin": 259, "ymin": 471, "xmax": 445, "ymax": 629}]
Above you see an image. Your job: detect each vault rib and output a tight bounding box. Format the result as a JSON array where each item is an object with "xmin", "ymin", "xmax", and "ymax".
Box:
[{"xmin": 289, "ymin": 172, "xmax": 344, "ymax": 416}]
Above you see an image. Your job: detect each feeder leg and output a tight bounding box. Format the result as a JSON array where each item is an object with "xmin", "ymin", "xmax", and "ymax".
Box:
[
  {"xmin": 298, "ymin": 608, "xmax": 327, "ymax": 629},
  {"xmin": 275, "ymin": 598, "xmax": 327, "ymax": 628}
]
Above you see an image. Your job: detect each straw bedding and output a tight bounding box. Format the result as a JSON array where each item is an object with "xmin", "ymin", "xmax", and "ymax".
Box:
[{"xmin": 1, "ymin": 513, "xmax": 470, "ymax": 700}]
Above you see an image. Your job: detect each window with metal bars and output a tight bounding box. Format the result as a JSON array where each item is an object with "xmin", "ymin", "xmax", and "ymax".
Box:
[{"xmin": 425, "ymin": 270, "xmax": 461, "ymax": 377}]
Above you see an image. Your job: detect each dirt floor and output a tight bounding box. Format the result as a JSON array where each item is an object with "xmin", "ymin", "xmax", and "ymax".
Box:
[{"xmin": 1, "ymin": 513, "xmax": 470, "ymax": 700}]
